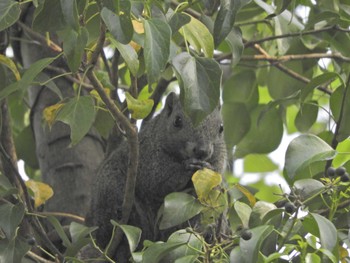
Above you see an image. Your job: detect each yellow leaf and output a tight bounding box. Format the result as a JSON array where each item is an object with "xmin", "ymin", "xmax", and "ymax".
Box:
[
  {"xmin": 235, "ymin": 184, "xmax": 256, "ymax": 207},
  {"xmin": 43, "ymin": 103, "xmax": 64, "ymax": 127},
  {"xmin": 132, "ymin": 20, "xmax": 144, "ymax": 34},
  {"xmin": 192, "ymin": 168, "xmax": 222, "ymax": 203},
  {"xmin": 0, "ymin": 54, "xmax": 21, "ymax": 80},
  {"xmin": 25, "ymin": 180, "xmax": 54, "ymax": 208},
  {"xmin": 125, "ymin": 92, "xmax": 154, "ymax": 119}
]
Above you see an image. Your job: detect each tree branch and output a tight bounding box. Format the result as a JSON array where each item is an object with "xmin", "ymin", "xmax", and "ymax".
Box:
[{"xmin": 245, "ymin": 24, "xmax": 350, "ymax": 48}]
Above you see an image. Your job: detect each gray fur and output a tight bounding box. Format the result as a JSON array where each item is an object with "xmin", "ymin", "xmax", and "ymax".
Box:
[{"xmin": 85, "ymin": 93, "xmax": 226, "ymax": 261}]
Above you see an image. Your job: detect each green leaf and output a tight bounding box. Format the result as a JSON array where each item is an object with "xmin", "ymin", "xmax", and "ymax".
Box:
[
  {"xmin": 60, "ymin": 0, "xmax": 79, "ymax": 31},
  {"xmin": 244, "ymin": 154, "xmax": 278, "ymax": 173},
  {"xmin": 234, "ymin": 201, "xmax": 252, "ymax": 228},
  {"xmin": 172, "ymin": 52, "xmax": 221, "ymax": 126},
  {"xmin": 111, "ymin": 221, "xmax": 141, "ymax": 253},
  {"xmin": 144, "ymin": 18, "xmax": 171, "ymax": 84},
  {"xmin": 0, "ymin": 203, "xmax": 24, "ymax": 239},
  {"xmin": 293, "ymin": 179, "xmax": 325, "ymax": 201},
  {"xmin": 213, "ymin": 0, "xmax": 250, "ymax": 47},
  {"xmin": 142, "ymin": 241, "xmax": 185, "ymax": 263},
  {"xmin": 168, "ymin": 12, "xmax": 191, "ymax": 35},
  {"xmin": 14, "ymin": 126, "xmax": 38, "ymax": 169},
  {"xmin": 336, "ymin": 85, "xmax": 350, "ymax": 142},
  {"xmin": 33, "ymin": 0, "xmax": 67, "ymax": 32},
  {"xmin": 0, "ymin": 236, "xmax": 30, "ymax": 263},
  {"xmin": 101, "ymin": 3, "xmax": 133, "ymax": 45},
  {"xmin": 0, "ymin": 0, "xmax": 20, "ymax": 31},
  {"xmin": 192, "ymin": 168, "xmax": 222, "ymax": 203},
  {"xmin": 332, "ymin": 139, "xmax": 350, "ymax": 167},
  {"xmin": 303, "ymin": 213, "xmax": 337, "ymax": 252},
  {"xmin": 63, "ymin": 28, "xmax": 89, "ymax": 72},
  {"xmin": 222, "ymin": 102, "xmax": 250, "ymax": 148},
  {"xmin": 0, "ymin": 173, "xmax": 17, "ymax": 198},
  {"xmin": 235, "ymin": 105, "xmax": 283, "ymax": 158},
  {"xmin": 284, "ymin": 134, "xmax": 337, "ymax": 181},
  {"xmin": 249, "ymin": 201, "xmax": 277, "ymax": 228},
  {"xmin": 159, "ymin": 192, "xmax": 204, "ymax": 230},
  {"xmin": 223, "ymin": 70, "xmax": 256, "ymax": 103},
  {"xmin": 0, "ymin": 55, "xmax": 20, "ymax": 80},
  {"xmin": 181, "ymin": 15, "xmax": 214, "ymax": 57},
  {"xmin": 47, "ymin": 216, "xmax": 71, "ymax": 248},
  {"xmin": 0, "ymin": 56, "xmax": 59, "ymax": 100},
  {"xmin": 109, "ymin": 35, "xmax": 139, "ymax": 76},
  {"xmin": 163, "ymin": 230, "xmax": 202, "ymax": 262},
  {"xmin": 239, "ymin": 225, "xmax": 274, "ymax": 263},
  {"xmin": 125, "ymin": 92, "xmax": 154, "ymax": 119},
  {"xmin": 56, "ymin": 96, "xmax": 96, "ymax": 145},
  {"xmin": 225, "ymin": 27, "xmax": 244, "ymax": 67},
  {"xmin": 66, "ymin": 222, "xmax": 97, "ymax": 257},
  {"xmin": 295, "ymin": 101, "xmax": 318, "ymax": 132}
]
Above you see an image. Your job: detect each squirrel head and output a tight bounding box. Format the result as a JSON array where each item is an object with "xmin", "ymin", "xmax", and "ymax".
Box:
[{"xmin": 158, "ymin": 92, "xmax": 224, "ymax": 162}]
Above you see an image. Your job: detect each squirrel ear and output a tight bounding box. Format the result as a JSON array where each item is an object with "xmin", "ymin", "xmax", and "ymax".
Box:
[{"xmin": 164, "ymin": 92, "xmax": 177, "ymax": 115}]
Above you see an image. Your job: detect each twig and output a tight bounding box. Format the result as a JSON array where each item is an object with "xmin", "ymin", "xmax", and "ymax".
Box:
[
  {"xmin": 245, "ymin": 24, "xmax": 350, "ymax": 48},
  {"xmin": 26, "ymin": 251, "xmax": 56, "ymax": 263},
  {"xmin": 239, "ymin": 53, "xmax": 350, "ymax": 63}
]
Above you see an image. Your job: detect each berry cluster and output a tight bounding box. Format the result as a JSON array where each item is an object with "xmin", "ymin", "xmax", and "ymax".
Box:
[{"xmin": 327, "ymin": 166, "xmax": 349, "ymax": 182}]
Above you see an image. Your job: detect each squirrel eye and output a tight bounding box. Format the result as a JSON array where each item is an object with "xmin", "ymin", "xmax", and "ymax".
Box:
[
  {"xmin": 173, "ymin": 115, "xmax": 183, "ymax": 128},
  {"xmin": 219, "ymin": 123, "xmax": 224, "ymax": 134}
]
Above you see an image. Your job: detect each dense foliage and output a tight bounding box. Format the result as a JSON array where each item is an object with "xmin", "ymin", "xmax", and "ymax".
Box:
[{"xmin": 1, "ymin": 0, "xmax": 350, "ymax": 262}]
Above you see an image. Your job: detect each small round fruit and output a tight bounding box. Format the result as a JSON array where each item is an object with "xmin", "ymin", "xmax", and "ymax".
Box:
[
  {"xmin": 335, "ymin": 166, "xmax": 346, "ymax": 176},
  {"xmin": 285, "ymin": 202, "xmax": 296, "ymax": 214},
  {"xmin": 326, "ymin": 167, "xmax": 336, "ymax": 177},
  {"xmin": 26, "ymin": 237, "xmax": 36, "ymax": 246},
  {"xmin": 341, "ymin": 173, "xmax": 350, "ymax": 182},
  {"xmin": 241, "ymin": 229, "xmax": 252, "ymax": 241}
]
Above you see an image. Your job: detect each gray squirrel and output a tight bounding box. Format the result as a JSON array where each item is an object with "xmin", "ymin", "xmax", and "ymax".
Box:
[{"xmin": 85, "ymin": 92, "xmax": 226, "ymax": 261}]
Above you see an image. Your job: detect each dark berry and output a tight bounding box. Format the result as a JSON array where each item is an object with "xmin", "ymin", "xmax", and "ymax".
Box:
[
  {"xmin": 241, "ymin": 229, "xmax": 252, "ymax": 241},
  {"xmin": 341, "ymin": 173, "xmax": 350, "ymax": 182},
  {"xmin": 285, "ymin": 202, "xmax": 296, "ymax": 214},
  {"xmin": 326, "ymin": 167, "xmax": 336, "ymax": 177},
  {"xmin": 336, "ymin": 167, "xmax": 346, "ymax": 176}
]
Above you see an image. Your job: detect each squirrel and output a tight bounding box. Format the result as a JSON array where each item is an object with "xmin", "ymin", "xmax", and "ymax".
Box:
[{"xmin": 85, "ymin": 92, "xmax": 227, "ymax": 261}]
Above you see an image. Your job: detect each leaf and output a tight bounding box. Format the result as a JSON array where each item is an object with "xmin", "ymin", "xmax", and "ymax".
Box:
[
  {"xmin": 63, "ymin": 27, "xmax": 89, "ymax": 72},
  {"xmin": 168, "ymin": 12, "xmax": 191, "ymax": 35},
  {"xmin": 0, "ymin": 0, "xmax": 20, "ymax": 31},
  {"xmin": 66, "ymin": 222, "xmax": 97, "ymax": 257},
  {"xmin": 125, "ymin": 92, "xmax": 154, "ymax": 120},
  {"xmin": 181, "ymin": 15, "xmax": 214, "ymax": 57},
  {"xmin": 0, "ymin": 56, "xmax": 59, "ymax": 100},
  {"xmin": 14, "ymin": 126, "xmax": 39, "ymax": 169},
  {"xmin": 0, "ymin": 203, "xmax": 24, "ymax": 239},
  {"xmin": 0, "ymin": 236, "xmax": 30, "ymax": 263},
  {"xmin": 239, "ymin": 225, "xmax": 274, "ymax": 263},
  {"xmin": 163, "ymin": 230, "xmax": 202, "ymax": 262},
  {"xmin": 56, "ymin": 96, "xmax": 96, "ymax": 145},
  {"xmin": 109, "ymin": 36, "xmax": 139, "ymax": 76},
  {"xmin": 336, "ymin": 85, "xmax": 350, "ymax": 142},
  {"xmin": 293, "ymin": 179, "xmax": 325, "ymax": 201},
  {"xmin": 284, "ymin": 134, "xmax": 337, "ymax": 181},
  {"xmin": 47, "ymin": 216, "xmax": 71, "ymax": 248},
  {"xmin": 142, "ymin": 241, "xmax": 185, "ymax": 263},
  {"xmin": 234, "ymin": 201, "xmax": 252, "ymax": 228},
  {"xmin": 192, "ymin": 168, "xmax": 222, "ymax": 202},
  {"xmin": 25, "ymin": 180, "xmax": 54, "ymax": 208},
  {"xmin": 101, "ymin": 3, "xmax": 133, "ymax": 45},
  {"xmin": 0, "ymin": 55, "xmax": 20, "ymax": 80},
  {"xmin": 332, "ymin": 139, "xmax": 350, "ymax": 167},
  {"xmin": 144, "ymin": 18, "xmax": 171, "ymax": 84},
  {"xmin": 33, "ymin": 0, "xmax": 67, "ymax": 32},
  {"xmin": 225, "ymin": 27, "xmax": 244, "ymax": 67},
  {"xmin": 60, "ymin": 0, "xmax": 79, "ymax": 31},
  {"xmin": 111, "ymin": 221, "xmax": 141, "ymax": 253},
  {"xmin": 222, "ymin": 102, "xmax": 250, "ymax": 148},
  {"xmin": 43, "ymin": 103, "xmax": 65, "ymax": 127},
  {"xmin": 235, "ymin": 105, "xmax": 283, "ymax": 158},
  {"xmin": 235, "ymin": 184, "xmax": 256, "ymax": 207},
  {"xmin": 249, "ymin": 201, "xmax": 277, "ymax": 228},
  {"xmin": 172, "ymin": 52, "xmax": 221, "ymax": 126},
  {"xmin": 303, "ymin": 213, "xmax": 337, "ymax": 252},
  {"xmin": 213, "ymin": 0, "xmax": 250, "ymax": 47},
  {"xmin": 244, "ymin": 154, "xmax": 278, "ymax": 173},
  {"xmin": 0, "ymin": 173, "xmax": 17, "ymax": 198},
  {"xmin": 295, "ymin": 101, "xmax": 319, "ymax": 132},
  {"xmin": 159, "ymin": 192, "xmax": 204, "ymax": 230},
  {"xmin": 223, "ymin": 70, "xmax": 256, "ymax": 103}
]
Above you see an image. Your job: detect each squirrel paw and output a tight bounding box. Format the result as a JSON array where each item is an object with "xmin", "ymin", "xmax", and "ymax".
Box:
[{"xmin": 184, "ymin": 158, "xmax": 213, "ymax": 171}]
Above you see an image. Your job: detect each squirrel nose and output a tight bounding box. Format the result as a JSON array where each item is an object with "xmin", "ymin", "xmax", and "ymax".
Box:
[{"xmin": 193, "ymin": 142, "xmax": 212, "ymax": 160}]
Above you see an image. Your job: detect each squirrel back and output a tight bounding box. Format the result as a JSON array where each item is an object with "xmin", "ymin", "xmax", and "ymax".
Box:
[{"xmin": 86, "ymin": 92, "xmax": 226, "ymax": 261}]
